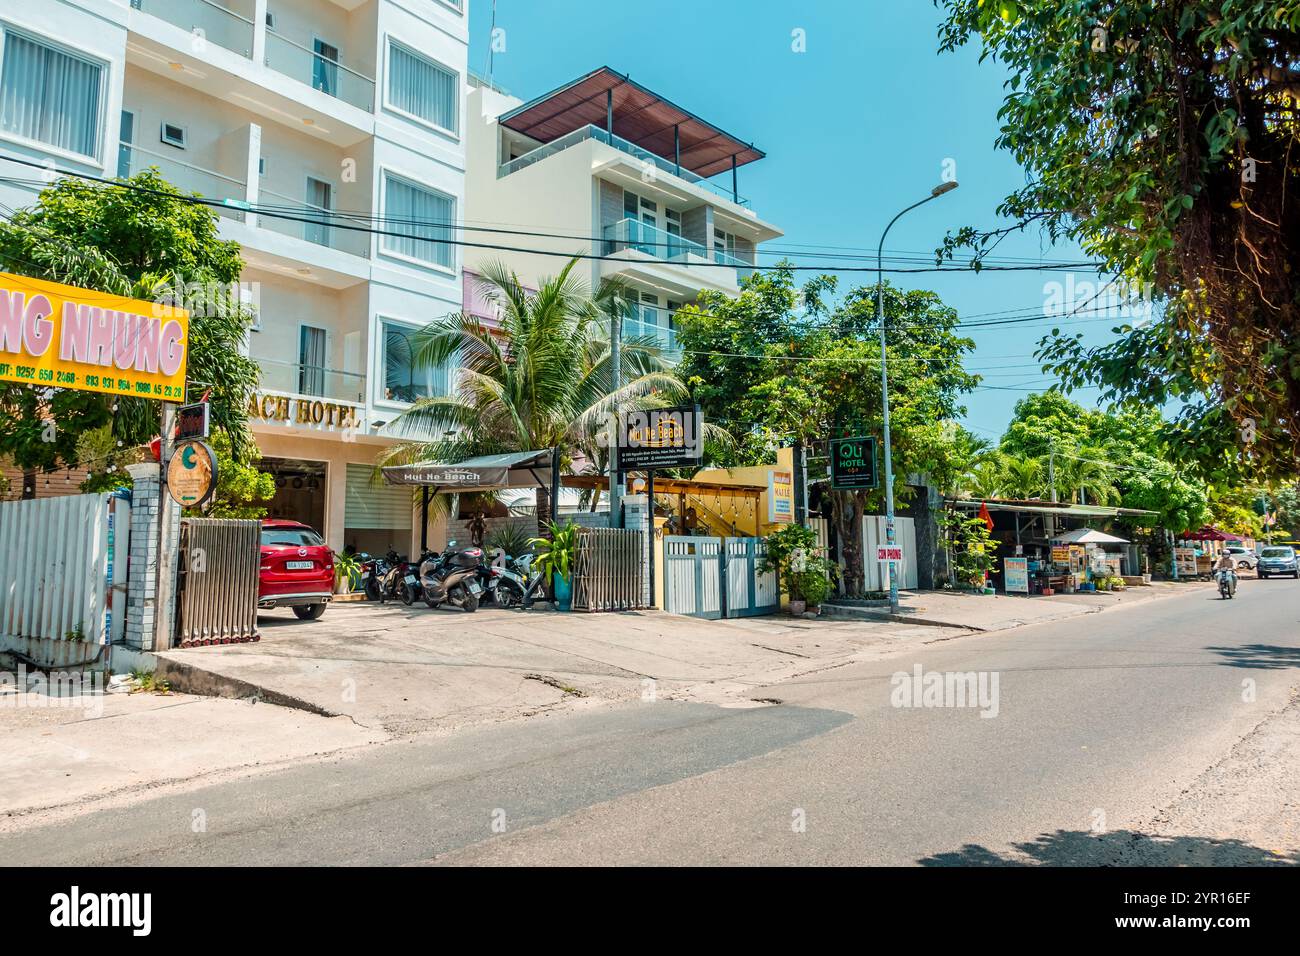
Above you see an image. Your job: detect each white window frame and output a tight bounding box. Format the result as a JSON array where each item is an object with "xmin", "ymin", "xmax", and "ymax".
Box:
[
  {"xmin": 373, "ymin": 313, "xmax": 458, "ymax": 412},
  {"xmin": 378, "ymin": 167, "xmax": 458, "ymax": 275},
  {"xmin": 117, "ymin": 108, "xmax": 136, "ymax": 179},
  {"xmin": 0, "ymin": 24, "xmax": 108, "ymax": 164},
  {"xmin": 433, "ymin": 0, "xmax": 465, "ymax": 16},
  {"xmin": 382, "ymin": 37, "xmax": 460, "ymax": 140}
]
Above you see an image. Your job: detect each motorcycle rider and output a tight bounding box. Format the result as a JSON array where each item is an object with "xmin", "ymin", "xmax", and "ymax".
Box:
[{"xmin": 1213, "ymin": 549, "xmax": 1237, "ymax": 594}]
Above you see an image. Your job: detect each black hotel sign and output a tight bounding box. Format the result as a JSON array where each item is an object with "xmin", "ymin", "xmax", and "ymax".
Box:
[
  {"xmin": 830, "ymin": 435, "xmax": 878, "ymax": 490},
  {"xmin": 618, "ymin": 405, "xmax": 703, "ymax": 470}
]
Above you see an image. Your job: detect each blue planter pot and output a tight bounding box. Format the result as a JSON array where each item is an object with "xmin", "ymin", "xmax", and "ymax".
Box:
[{"xmin": 553, "ymin": 573, "xmax": 573, "ymax": 611}]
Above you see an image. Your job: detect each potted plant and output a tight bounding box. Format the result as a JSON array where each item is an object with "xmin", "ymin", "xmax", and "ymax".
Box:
[
  {"xmin": 333, "ymin": 550, "xmax": 362, "ymax": 594},
  {"xmin": 799, "ymin": 569, "xmax": 832, "ymax": 613},
  {"xmin": 529, "ymin": 520, "xmax": 581, "ymax": 611},
  {"xmin": 759, "ymin": 524, "xmax": 825, "ymax": 615}
]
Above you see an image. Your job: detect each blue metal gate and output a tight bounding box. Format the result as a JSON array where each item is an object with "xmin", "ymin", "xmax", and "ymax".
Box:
[{"xmin": 662, "ymin": 536, "xmax": 778, "ymax": 620}]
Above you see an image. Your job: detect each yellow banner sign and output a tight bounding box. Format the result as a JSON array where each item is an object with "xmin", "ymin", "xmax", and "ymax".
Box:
[{"xmin": 0, "ymin": 271, "xmax": 189, "ymax": 400}]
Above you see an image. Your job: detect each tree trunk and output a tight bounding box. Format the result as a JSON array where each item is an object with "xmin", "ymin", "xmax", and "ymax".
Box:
[
  {"xmin": 832, "ymin": 489, "xmax": 865, "ymax": 597},
  {"xmin": 21, "ymin": 468, "xmax": 36, "ymax": 500},
  {"xmin": 536, "ymin": 485, "xmax": 553, "ymax": 534}
]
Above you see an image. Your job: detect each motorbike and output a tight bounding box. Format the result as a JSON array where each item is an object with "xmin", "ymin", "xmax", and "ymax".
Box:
[
  {"xmin": 363, "ymin": 549, "xmax": 400, "ymax": 601},
  {"xmin": 1217, "ymin": 568, "xmax": 1237, "ymax": 600},
  {"xmin": 379, "ymin": 552, "xmax": 426, "ymax": 605},
  {"xmin": 419, "ymin": 541, "xmax": 484, "ymax": 612},
  {"xmin": 479, "ymin": 548, "xmax": 531, "ymax": 608}
]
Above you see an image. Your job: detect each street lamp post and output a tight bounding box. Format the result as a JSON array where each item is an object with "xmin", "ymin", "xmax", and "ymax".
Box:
[{"xmin": 877, "ymin": 180, "xmax": 958, "ymax": 614}]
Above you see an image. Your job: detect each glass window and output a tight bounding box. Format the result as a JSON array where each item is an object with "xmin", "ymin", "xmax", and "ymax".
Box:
[
  {"xmin": 117, "ymin": 110, "xmax": 133, "ymax": 178},
  {"xmin": 312, "ymin": 39, "xmax": 340, "ymax": 98},
  {"xmin": 382, "ymin": 320, "xmax": 457, "ymax": 403},
  {"xmin": 387, "ymin": 41, "xmax": 458, "ymax": 133},
  {"xmin": 0, "ymin": 32, "xmax": 103, "ymax": 157},
  {"xmin": 305, "ymin": 177, "xmax": 333, "ymax": 246},
  {"xmin": 382, "ymin": 173, "xmax": 454, "ymax": 268},
  {"xmin": 261, "ymin": 527, "xmax": 325, "ymax": 547},
  {"xmin": 298, "ymin": 326, "xmax": 327, "ymax": 396}
]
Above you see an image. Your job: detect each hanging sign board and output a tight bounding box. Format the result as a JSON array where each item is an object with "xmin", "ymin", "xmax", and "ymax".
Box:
[
  {"xmin": 0, "ymin": 270, "xmax": 188, "ymax": 399},
  {"xmin": 618, "ymin": 405, "xmax": 703, "ymax": 470},
  {"xmin": 175, "ymin": 402, "xmax": 210, "ymax": 441},
  {"xmin": 830, "ymin": 436, "xmax": 879, "ymax": 490},
  {"xmin": 767, "ymin": 470, "xmax": 794, "ymax": 524},
  {"xmin": 1004, "ymin": 557, "xmax": 1030, "ymax": 593},
  {"xmin": 876, "ymin": 545, "xmax": 904, "ymax": 562},
  {"xmin": 167, "ymin": 440, "xmax": 217, "ymax": 508},
  {"xmin": 1174, "ymin": 547, "xmax": 1198, "ymax": 576}
]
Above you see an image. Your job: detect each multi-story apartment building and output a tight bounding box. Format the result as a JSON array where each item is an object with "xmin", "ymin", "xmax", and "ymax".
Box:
[
  {"xmin": 0, "ymin": 0, "xmax": 469, "ymax": 554},
  {"xmin": 465, "ymin": 67, "xmax": 782, "ymax": 356}
]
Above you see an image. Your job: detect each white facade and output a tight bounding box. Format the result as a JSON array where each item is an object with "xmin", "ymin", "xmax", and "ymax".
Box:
[
  {"xmin": 0, "ymin": 0, "xmax": 470, "ymax": 554},
  {"xmin": 465, "ymin": 77, "xmax": 782, "ymax": 355}
]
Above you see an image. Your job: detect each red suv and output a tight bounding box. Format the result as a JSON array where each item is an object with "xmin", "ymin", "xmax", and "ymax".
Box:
[{"xmin": 258, "ymin": 519, "xmax": 334, "ymax": 620}]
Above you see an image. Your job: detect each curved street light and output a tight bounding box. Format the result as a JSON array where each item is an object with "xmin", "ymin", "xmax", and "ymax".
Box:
[{"xmin": 877, "ymin": 180, "xmax": 959, "ymax": 613}]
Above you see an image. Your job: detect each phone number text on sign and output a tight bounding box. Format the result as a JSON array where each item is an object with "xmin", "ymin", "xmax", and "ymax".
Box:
[{"xmin": 0, "ymin": 271, "xmax": 188, "ymax": 400}]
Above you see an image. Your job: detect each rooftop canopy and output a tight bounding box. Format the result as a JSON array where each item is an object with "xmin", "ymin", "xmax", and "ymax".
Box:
[
  {"xmin": 498, "ymin": 66, "xmax": 765, "ymax": 178},
  {"xmin": 1052, "ymin": 528, "xmax": 1130, "ymax": 545}
]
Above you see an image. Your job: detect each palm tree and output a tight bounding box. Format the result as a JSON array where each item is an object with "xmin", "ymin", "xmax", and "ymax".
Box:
[
  {"xmin": 1055, "ymin": 447, "xmax": 1120, "ymax": 505},
  {"xmin": 1001, "ymin": 455, "xmax": 1047, "ymax": 499},
  {"xmin": 963, "ymin": 455, "xmax": 1007, "ymax": 499},
  {"xmin": 379, "ymin": 258, "xmax": 685, "ymax": 525}
]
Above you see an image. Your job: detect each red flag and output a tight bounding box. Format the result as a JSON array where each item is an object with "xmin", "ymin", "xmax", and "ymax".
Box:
[{"xmin": 978, "ymin": 502, "xmax": 994, "ymax": 532}]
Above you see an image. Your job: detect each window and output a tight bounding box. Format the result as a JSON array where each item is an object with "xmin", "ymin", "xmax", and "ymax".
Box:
[
  {"xmin": 160, "ymin": 122, "xmax": 186, "ymax": 149},
  {"xmin": 116, "ymin": 110, "xmax": 134, "ymax": 179},
  {"xmin": 312, "ymin": 39, "xmax": 339, "ymax": 98},
  {"xmin": 305, "ymin": 177, "xmax": 333, "ymax": 247},
  {"xmin": 0, "ymin": 31, "xmax": 103, "ymax": 158},
  {"xmin": 387, "ymin": 41, "xmax": 457, "ymax": 133},
  {"xmin": 381, "ymin": 320, "xmax": 456, "ymax": 403},
  {"xmin": 714, "ymin": 227, "xmax": 738, "ymax": 262},
  {"xmin": 298, "ymin": 326, "xmax": 327, "ymax": 397},
  {"xmin": 381, "ymin": 173, "xmax": 454, "ymax": 269}
]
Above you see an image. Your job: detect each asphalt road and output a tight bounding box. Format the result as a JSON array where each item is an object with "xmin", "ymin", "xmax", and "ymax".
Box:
[{"xmin": 5, "ymin": 577, "xmax": 1299, "ymax": 865}]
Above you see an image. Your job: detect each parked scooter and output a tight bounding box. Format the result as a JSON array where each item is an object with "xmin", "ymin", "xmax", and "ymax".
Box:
[
  {"xmin": 379, "ymin": 552, "xmax": 425, "ymax": 605},
  {"xmin": 480, "ymin": 548, "xmax": 530, "ymax": 608},
  {"xmin": 363, "ymin": 550, "xmax": 399, "ymax": 601},
  {"xmin": 419, "ymin": 541, "xmax": 484, "ymax": 612}
]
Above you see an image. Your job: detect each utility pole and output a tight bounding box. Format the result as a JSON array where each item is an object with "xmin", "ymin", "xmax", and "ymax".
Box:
[
  {"xmin": 792, "ymin": 439, "xmax": 807, "ymax": 526},
  {"xmin": 877, "ymin": 181, "xmax": 958, "ymax": 614},
  {"xmin": 608, "ymin": 302, "xmax": 622, "ymax": 528}
]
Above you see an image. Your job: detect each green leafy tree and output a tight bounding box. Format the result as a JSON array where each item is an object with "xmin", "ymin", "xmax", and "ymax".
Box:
[
  {"xmin": 189, "ymin": 430, "xmax": 276, "ymax": 519},
  {"xmin": 936, "ymin": 0, "xmax": 1300, "ymax": 481},
  {"xmin": 675, "ymin": 268, "xmax": 980, "ymax": 596},
  {"xmin": 379, "ymin": 259, "xmax": 682, "ymax": 526},
  {"xmin": 0, "ymin": 171, "xmax": 259, "ymax": 495}
]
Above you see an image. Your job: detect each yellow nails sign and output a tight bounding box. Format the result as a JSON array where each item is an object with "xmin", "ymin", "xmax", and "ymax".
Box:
[{"xmin": 0, "ymin": 271, "xmax": 189, "ymax": 400}]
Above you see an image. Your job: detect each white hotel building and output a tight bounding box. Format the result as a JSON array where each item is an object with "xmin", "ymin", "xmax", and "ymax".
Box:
[
  {"xmin": 465, "ymin": 67, "xmax": 783, "ymax": 355},
  {"xmin": 0, "ymin": 0, "xmax": 469, "ymax": 554}
]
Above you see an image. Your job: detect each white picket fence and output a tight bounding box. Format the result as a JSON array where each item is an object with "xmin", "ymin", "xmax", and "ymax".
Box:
[{"xmin": 0, "ymin": 493, "xmax": 130, "ymax": 645}]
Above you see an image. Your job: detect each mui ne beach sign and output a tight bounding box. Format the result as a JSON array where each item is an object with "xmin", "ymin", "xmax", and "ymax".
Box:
[{"xmin": 0, "ymin": 271, "xmax": 189, "ymax": 400}]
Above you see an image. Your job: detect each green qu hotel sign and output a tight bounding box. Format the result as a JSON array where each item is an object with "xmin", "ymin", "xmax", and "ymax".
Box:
[{"xmin": 830, "ymin": 435, "xmax": 879, "ymax": 490}]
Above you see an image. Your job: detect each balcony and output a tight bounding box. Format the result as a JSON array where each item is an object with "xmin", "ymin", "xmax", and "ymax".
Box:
[
  {"xmin": 622, "ymin": 305, "xmax": 679, "ymax": 358},
  {"xmin": 256, "ymin": 185, "xmax": 372, "ymax": 259},
  {"xmin": 129, "ymin": 0, "xmax": 255, "ymax": 58},
  {"xmin": 602, "ymin": 218, "xmax": 753, "ymax": 290},
  {"xmin": 500, "ymin": 124, "xmax": 749, "ymax": 208},
  {"xmin": 263, "ymin": 30, "xmax": 375, "ymax": 113},
  {"xmin": 118, "ymin": 140, "xmax": 248, "ymax": 222},
  {"xmin": 255, "ymin": 357, "xmax": 366, "ymax": 405}
]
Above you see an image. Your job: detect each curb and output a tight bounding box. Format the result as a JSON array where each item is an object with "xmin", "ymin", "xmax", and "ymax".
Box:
[{"xmin": 153, "ymin": 655, "xmax": 341, "ymax": 718}]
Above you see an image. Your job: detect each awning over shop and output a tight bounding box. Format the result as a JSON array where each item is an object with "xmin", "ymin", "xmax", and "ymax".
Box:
[
  {"xmin": 948, "ymin": 498, "xmax": 1157, "ymax": 519},
  {"xmin": 381, "ymin": 450, "xmax": 555, "ymax": 493}
]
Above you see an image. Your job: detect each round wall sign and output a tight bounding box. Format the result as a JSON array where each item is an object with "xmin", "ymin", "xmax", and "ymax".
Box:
[{"xmin": 166, "ymin": 439, "xmax": 218, "ymax": 508}]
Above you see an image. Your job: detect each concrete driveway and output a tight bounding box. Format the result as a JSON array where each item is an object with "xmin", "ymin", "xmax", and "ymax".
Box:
[{"xmin": 157, "ymin": 601, "xmax": 952, "ymax": 736}]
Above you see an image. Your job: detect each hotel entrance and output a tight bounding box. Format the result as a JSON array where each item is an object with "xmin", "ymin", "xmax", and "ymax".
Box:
[{"xmin": 260, "ymin": 457, "xmax": 327, "ymax": 534}]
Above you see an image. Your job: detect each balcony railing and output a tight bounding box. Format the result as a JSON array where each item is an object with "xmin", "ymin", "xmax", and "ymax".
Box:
[
  {"xmin": 257, "ymin": 186, "xmax": 372, "ymax": 258},
  {"xmin": 255, "ymin": 357, "xmax": 366, "ymax": 405},
  {"xmin": 130, "ymin": 0, "xmax": 255, "ymax": 58},
  {"xmin": 264, "ymin": 30, "xmax": 375, "ymax": 112},
  {"xmin": 499, "ymin": 124, "xmax": 750, "ymax": 208},
  {"xmin": 622, "ymin": 306, "xmax": 679, "ymax": 357},
  {"xmin": 603, "ymin": 218, "xmax": 707, "ymax": 263},
  {"xmin": 118, "ymin": 141, "xmax": 248, "ymax": 222}
]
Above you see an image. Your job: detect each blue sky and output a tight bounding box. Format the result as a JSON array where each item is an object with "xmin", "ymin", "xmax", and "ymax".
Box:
[{"xmin": 467, "ymin": 0, "xmax": 1114, "ymax": 440}]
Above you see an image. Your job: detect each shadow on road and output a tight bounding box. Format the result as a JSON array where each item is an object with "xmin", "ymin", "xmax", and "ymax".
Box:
[
  {"xmin": 1204, "ymin": 644, "xmax": 1300, "ymax": 669},
  {"xmin": 918, "ymin": 830, "xmax": 1299, "ymax": 866}
]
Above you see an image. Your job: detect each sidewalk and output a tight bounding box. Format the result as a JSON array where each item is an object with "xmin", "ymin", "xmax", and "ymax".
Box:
[
  {"xmin": 823, "ymin": 580, "xmax": 1207, "ymax": 631},
  {"xmin": 155, "ymin": 603, "xmax": 957, "ymax": 736}
]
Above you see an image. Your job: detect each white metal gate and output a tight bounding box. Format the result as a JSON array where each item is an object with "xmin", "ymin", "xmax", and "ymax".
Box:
[
  {"xmin": 0, "ymin": 492, "xmax": 130, "ymax": 646},
  {"xmin": 862, "ymin": 515, "xmax": 919, "ymax": 591},
  {"xmin": 663, "ymin": 536, "xmax": 723, "ymax": 619},
  {"xmin": 663, "ymin": 536, "xmax": 778, "ymax": 620}
]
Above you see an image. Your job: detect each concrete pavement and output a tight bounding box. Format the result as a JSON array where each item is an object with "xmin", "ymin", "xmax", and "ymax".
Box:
[{"xmin": 3, "ymin": 575, "xmax": 1294, "ymax": 864}]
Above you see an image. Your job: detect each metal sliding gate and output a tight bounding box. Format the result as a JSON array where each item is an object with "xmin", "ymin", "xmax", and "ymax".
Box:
[
  {"xmin": 175, "ymin": 518, "xmax": 261, "ymax": 647},
  {"xmin": 663, "ymin": 536, "xmax": 778, "ymax": 620},
  {"xmin": 572, "ymin": 527, "xmax": 647, "ymax": 611}
]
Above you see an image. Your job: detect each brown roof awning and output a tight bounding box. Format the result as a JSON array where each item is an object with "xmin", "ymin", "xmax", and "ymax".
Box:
[{"xmin": 498, "ymin": 66, "xmax": 765, "ymax": 178}]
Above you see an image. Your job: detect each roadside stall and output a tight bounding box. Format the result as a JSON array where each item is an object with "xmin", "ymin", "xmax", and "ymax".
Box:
[
  {"xmin": 1177, "ymin": 526, "xmax": 1230, "ymax": 578},
  {"xmin": 1049, "ymin": 527, "xmax": 1130, "ymax": 592}
]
